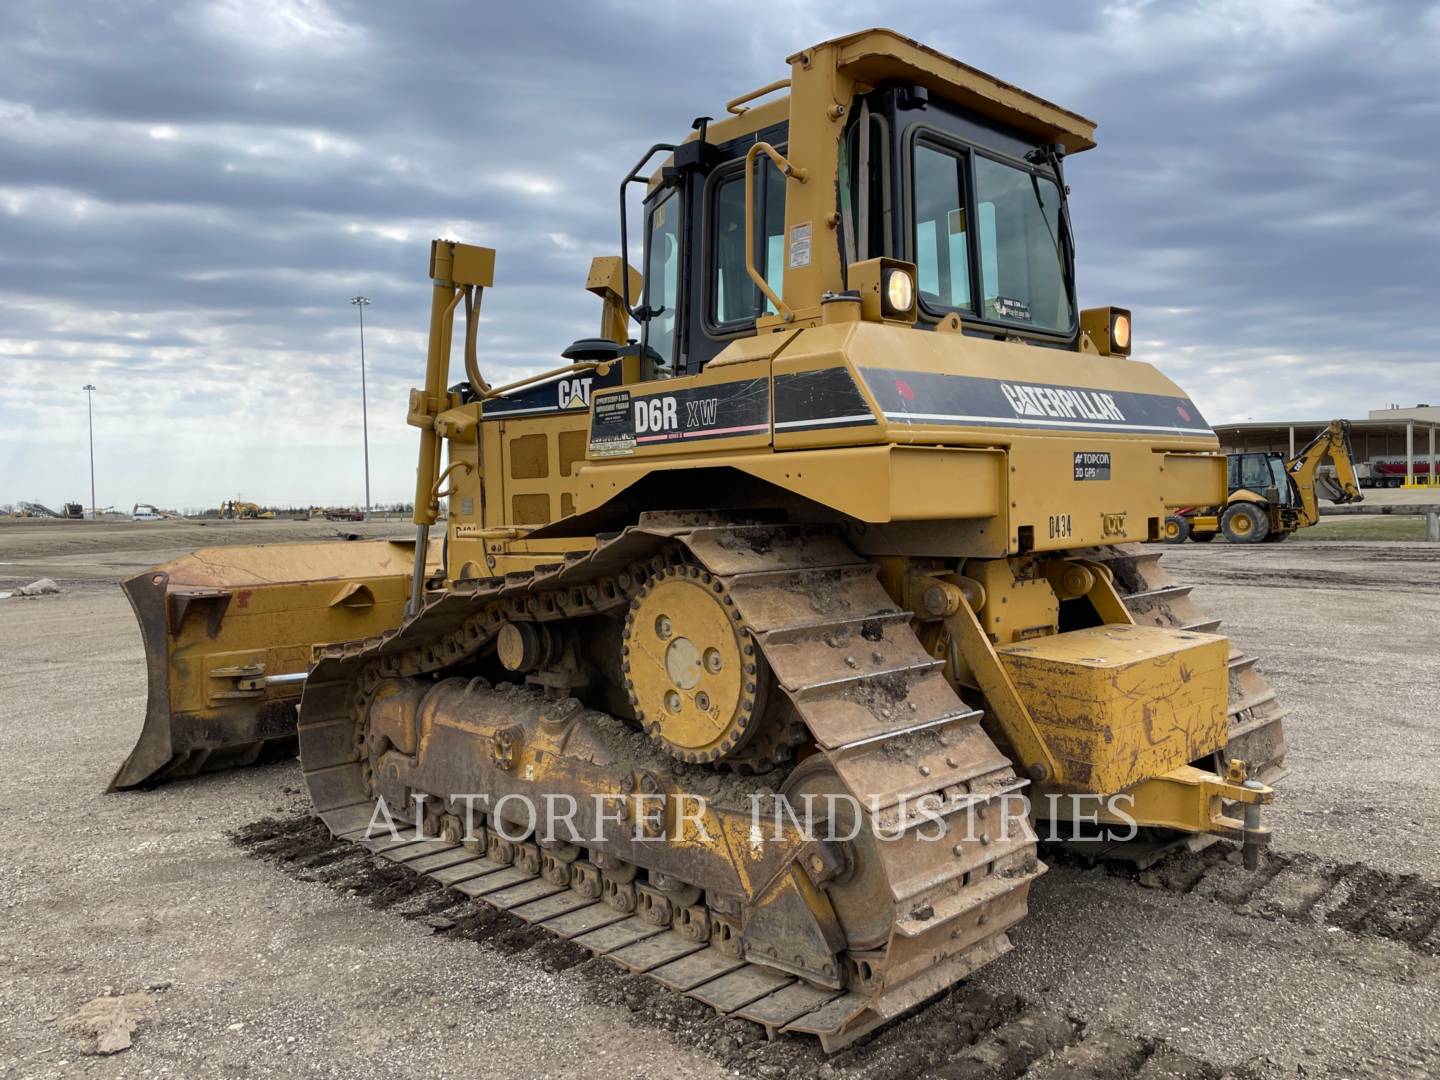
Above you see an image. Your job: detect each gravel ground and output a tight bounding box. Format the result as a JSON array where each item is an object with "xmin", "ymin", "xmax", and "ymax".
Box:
[
  {"xmin": 1160, "ymin": 542, "xmax": 1440, "ymax": 873},
  {"xmin": 0, "ymin": 528, "xmax": 1436, "ymax": 1078}
]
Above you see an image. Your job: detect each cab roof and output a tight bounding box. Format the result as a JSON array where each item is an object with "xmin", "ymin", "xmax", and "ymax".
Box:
[
  {"xmin": 656, "ymin": 28, "xmax": 1097, "ymax": 190},
  {"xmin": 800, "ymin": 28, "xmax": 1097, "ymax": 153}
]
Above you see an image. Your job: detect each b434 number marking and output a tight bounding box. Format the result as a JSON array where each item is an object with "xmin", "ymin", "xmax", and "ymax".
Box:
[{"xmin": 1048, "ymin": 514, "xmax": 1073, "ymax": 540}]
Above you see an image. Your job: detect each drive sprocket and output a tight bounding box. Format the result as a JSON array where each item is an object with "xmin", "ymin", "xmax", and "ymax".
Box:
[{"xmin": 621, "ymin": 563, "xmax": 765, "ymax": 764}]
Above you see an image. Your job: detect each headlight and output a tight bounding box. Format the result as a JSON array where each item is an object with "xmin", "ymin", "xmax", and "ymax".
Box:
[
  {"xmin": 847, "ymin": 257, "xmax": 919, "ymax": 322},
  {"xmin": 1111, "ymin": 312, "xmax": 1131, "ymax": 351},
  {"xmin": 1080, "ymin": 306, "xmax": 1132, "ymax": 356},
  {"xmin": 884, "ymin": 268, "xmax": 914, "ymax": 316}
]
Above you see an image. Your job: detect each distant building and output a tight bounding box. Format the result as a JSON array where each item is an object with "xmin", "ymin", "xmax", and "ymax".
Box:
[{"xmin": 1369, "ymin": 403, "xmax": 1440, "ymax": 423}]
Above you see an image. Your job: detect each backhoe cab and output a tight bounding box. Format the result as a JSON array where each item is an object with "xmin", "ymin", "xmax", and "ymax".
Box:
[{"xmin": 1166, "ymin": 419, "xmax": 1363, "ymax": 544}]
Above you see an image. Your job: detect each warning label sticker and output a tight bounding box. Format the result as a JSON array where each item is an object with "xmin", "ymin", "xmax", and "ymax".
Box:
[
  {"xmin": 788, "ymin": 222, "xmax": 812, "ymax": 269},
  {"xmin": 589, "ymin": 390, "xmax": 636, "ymax": 457}
]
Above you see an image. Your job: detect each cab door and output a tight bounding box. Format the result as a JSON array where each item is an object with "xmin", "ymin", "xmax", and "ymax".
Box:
[{"xmin": 592, "ymin": 143, "xmax": 781, "ymax": 461}]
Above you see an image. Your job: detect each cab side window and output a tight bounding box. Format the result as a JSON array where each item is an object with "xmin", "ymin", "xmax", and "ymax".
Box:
[
  {"xmin": 1239, "ymin": 455, "xmax": 1274, "ymax": 491},
  {"xmin": 642, "ymin": 189, "xmax": 682, "ymax": 368},
  {"xmin": 841, "ymin": 106, "xmax": 891, "ymax": 264},
  {"xmin": 712, "ymin": 174, "xmax": 749, "ymax": 323},
  {"xmin": 709, "ymin": 156, "xmax": 786, "ymax": 330},
  {"xmin": 912, "ymin": 143, "xmax": 973, "ymax": 312}
]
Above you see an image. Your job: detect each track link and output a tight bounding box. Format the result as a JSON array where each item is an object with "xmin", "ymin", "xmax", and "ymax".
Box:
[{"xmin": 296, "ymin": 515, "xmax": 1042, "ymax": 1051}]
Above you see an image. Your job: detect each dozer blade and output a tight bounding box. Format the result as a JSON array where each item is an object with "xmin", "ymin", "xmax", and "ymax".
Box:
[{"xmin": 110, "ymin": 537, "xmax": 437, "ymax": 791}]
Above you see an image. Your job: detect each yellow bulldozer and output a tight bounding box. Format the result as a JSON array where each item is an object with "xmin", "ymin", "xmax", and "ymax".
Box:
[
  {"xmin": 1164, "ymin": 420, "xmax": 1363, "ymax": 543},
  {"xmin": 112, "ymin": 30, "xmax": 1287, "ymax": 1050}
]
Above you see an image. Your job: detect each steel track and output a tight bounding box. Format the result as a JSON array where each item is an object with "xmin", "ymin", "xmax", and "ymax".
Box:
[{"xmin": 297, "ymin": 515, "xmax": 1041, "ymax": 1051}]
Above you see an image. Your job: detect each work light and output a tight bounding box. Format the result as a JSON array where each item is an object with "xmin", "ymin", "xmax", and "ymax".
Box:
[{"xmin": 884, "ymin": 267, "xmax": 914, "ymax": 317}]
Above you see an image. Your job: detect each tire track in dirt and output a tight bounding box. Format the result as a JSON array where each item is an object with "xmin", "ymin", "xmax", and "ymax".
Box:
[
  {"xmin": 1050, "ymin": 843, "xmax": 1440, "ymax": 957},
  {"xmin": 233, "ymin": 816, "xmax": 1256, "ymax": 1080}
]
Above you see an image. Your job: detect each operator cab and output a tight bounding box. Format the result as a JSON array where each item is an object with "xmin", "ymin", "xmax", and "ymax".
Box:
[
  {"xmin": 1228, "ymin": 452, "xmax": 1296, "ymax": 507},
  {"xmin": 631, "ymin": 83, "xmax": 1080, "ymax": 375}
]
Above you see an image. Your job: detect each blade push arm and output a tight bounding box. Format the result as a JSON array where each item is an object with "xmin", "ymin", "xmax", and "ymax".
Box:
[{"xmin": 406, "ymin": 240, "xmax": 495, "ymax": 612}]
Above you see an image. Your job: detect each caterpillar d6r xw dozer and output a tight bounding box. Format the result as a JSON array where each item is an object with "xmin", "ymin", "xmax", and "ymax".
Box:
[{"xmin": 116, "ymin": 29, "xmax": 1289, "ymax": 1048}]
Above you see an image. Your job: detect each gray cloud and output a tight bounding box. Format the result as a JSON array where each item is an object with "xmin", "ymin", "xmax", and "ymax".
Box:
[{"xmin": 2, "ymin": 0, "xmax": 1437, "ymax": 510}]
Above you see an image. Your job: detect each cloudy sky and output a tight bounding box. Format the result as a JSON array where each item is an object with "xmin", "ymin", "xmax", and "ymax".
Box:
[{"xmin": 1, "ymin": 0, "xmax": 1436, "ymax": 511}]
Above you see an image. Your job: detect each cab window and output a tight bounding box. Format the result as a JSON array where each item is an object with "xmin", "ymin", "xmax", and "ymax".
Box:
[
  {"xmin": 912, "ymin": 143, "xmax": 973, "ymax": 311},
  {"xmin": 709, "ymin": 156, "xmax": 786, "ymax": 329},
  {"xmin": 841, "ymin": 106, "xmax": 891, "ymax": 264},
  {"xmin": 911, "ymin": 133, "xmax": 1074, "ymax": 334},
  {"xmin": 642, "ymin": 188, "xmax": 681, "ymax": 367},
  {"xmin": 1238, "ymin": 455, "xmax": 1275, "ymax": 491},
  {"xmin": 973, "ymin": 155, "xmax": 1072, "ymax": 331}
]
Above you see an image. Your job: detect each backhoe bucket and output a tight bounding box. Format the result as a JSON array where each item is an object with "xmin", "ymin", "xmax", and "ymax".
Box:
[
  {"xmin": 1315, "ymin": 472, "xmax": 1346, "ymax": 503},
  {"xmin": 110, "ymin": 537, "xmax": 437, "ymax": 790}
]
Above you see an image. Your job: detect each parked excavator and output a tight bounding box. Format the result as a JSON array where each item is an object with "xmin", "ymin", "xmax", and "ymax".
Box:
[
  {"xmin": 1164, "ymin": 419, "xmax": 1362, "ymax": 543},
  {"xmin": 111, "ymin": 30, "xmax": 1288, "ymax": 1049},
  {"xmin": 219, "ymin": 499, "xmax": 276, "ymax": 520}
]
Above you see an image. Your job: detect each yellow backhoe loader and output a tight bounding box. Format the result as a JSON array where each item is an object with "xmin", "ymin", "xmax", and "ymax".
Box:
[
  {"xmin": 1164, "ymin": 420, "xmax": 1363, "ymax": 543},
  {"xmin": 114, "ymin": 30, "xmax": 1288, "ymax": 1049}
]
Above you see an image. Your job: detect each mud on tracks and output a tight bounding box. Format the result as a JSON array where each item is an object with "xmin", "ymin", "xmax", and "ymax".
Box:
[{"xmin": 233, "ymin": 814, "xmax": 1265, "ymax": 1080}]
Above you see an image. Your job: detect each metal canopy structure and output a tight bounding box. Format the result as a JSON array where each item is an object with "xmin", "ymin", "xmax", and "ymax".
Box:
[{"xmin": 1214, "ymin": 418, "xmax": 1440, "ymax": 485}]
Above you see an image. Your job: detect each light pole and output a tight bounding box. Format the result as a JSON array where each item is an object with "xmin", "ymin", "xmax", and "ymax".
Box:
[
  {"xmin": 83, "ymin": 384, "xmax": 97, "ymax": 519},
  {"xmin": 349, "ymin": 296, "xmax": 372, "ymax": 518}
]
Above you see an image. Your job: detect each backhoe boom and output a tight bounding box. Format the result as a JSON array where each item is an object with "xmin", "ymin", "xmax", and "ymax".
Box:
[{"xmin": 1290, "ymin": 419, "xmax": 1363, "ymax": 525}]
